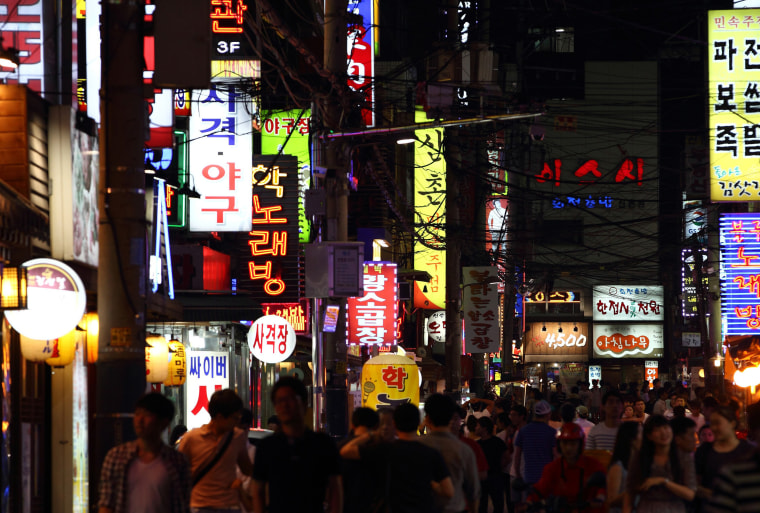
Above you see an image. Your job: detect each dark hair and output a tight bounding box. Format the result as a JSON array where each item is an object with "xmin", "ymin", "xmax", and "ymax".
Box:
[
  {"xmin": 393, "ymin": 403, "xmax": 421, "ymax": 433},
  {"xmin": 477, "ymin": 416, "xmax": 494, "ymax": 434},
  {"xmin": 271, "ymin": 376, "xmax": 308, "ymax": 404},
  {"xmin": 603, "ymin": 390, "xmax": 622, "ymax": 405},
  {"xmin": 169, "ymin": 424, "xmax": 187, "ymax": 446},
  {"xmin": 510, "ymin": 404, "xmax": 528, "ymax": 419},
  {"xmin": 610, "ymin": 421, "xmax": 641, "ymax": 471},
  {"xmin": 136, "ymin": 392, "xmax": 175, "ymax": 421},
  {"xmin": 208, "ymin": 389, "xmax": 243, "ymax": 418},
  {"xmin": 631, "ymin": 415, "xmax": 681, "ymax": 489},
  {"xmin": 712, "ymin": 404, "xmax": 739, "ymax": 426},
  {"xmin": 702, "ymin": 396, "xmax": 719, "ymax": 410},
  {"xmin": 672, "ymin": 406, "xmax": 686, "ymax": 418},
  {"xmin": 352, "ymin": 407, "xmax": 380, "ymax": 429},
  {"xmin": 466, "ymin": 415, "xmax": 479, "ymax": 433},
  {"xmin": 496, "ymin": 411, "xmax": 510, "ymax": 427},
  {"xmin": 560, "ymin": 402, "xmax": 577, "ymax": 423},
  {"xmin": 670, "ymin": 416, "xmax": 697, "ymax": 437},
  {"xmin": 267, "ymin": 415, "xmax": 281, "ymax": 426},
  {"xmin": 424, "ymin": 393, "xmax": 458, "ymax": 427},
  {"xmin": 240, "ymin": 408, "xmax": 254, "ymax": 427}
]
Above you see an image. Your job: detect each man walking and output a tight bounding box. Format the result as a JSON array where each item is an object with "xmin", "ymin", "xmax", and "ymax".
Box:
[
  {"xmin": 179, "ymin": 388, "xmax": 253, "ymax": 512},
  {"xmin": 98, "ymin": 392, "xmax": 190, "ymax": 513},
  {"xmin": 512, "ymin": 401, "xmax": 557, "ymax": 492},
  {"xmin": 586, "ymin": 390, "xmax": 623, "ymax": 451},
  {"xmin": 252, "ymin": 377, "xmax": 342, "ymax": 513}
]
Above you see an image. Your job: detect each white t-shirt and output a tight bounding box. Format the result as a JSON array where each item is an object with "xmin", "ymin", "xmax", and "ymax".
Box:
[
  {"xmin": 127, "ymin": 456, "xmax": 171, "ymax": 513},
  {"xmin": 586, "ymin": 423, "xmax": 618, "ymax": 451}
]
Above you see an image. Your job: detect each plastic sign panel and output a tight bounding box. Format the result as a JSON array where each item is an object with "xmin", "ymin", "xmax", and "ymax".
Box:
[
  {"xmin": 414, "ymin": 109, "xmax": 446, "ymax": 309},
  {"xmin": 720, "ymin": 213, "xmax": 760, "ymax": 335},
  {"xmin": 262, "ymin": 300, "xmax": 309, "ymax": 335},
  {"xmin": 188, "ymin": 84, "xmax": 253, "ymax": 232},
  {"xmin": 427, "ymin": 310, "xmax": 446, "ymax": 343},
  {"xmin": 247, "ymin": 315, "xmax": 296, "ymax": 363},
  {"xmin": 164, "ymin": 340, "xmax": 187, "ymax": 387},
  {"xmin": 682, "ymin": 247, "xmax": 708, "ymax": 318},
  {"xmin": 593, "ymin": 323, "xmax": 664, "ymax": 358},
  {"xmin": 708, "ymin": 10, "xmax": 760, "ymax": 201},
  {"xmin": 592, "ymin": 285, "xmax": 664, "ymax": 322},
  {"xmin": 588, "ymin": 365, "xmax": 601, "ymax": 384},
  {"xmin": 347, "ymin": 0, "xmax": 375, "ymax": 127},
  {"xmin": 210, "ymin": 0, "xmax": 253, "ymax": 59},
  {"xmin": 347, "ymin": 262, "xmax": 398, "ymax": 345},
  {"xmin": 0, "ymin": 0, "xmax": 45, "ymax": 92},
  {"xmin": 361, "ymin": 354, "xmax": 419, "ymax": 408},
  {"xmin": 5, "ymin": 259, "xmax": 87, "ymax": 341},
  {"xmin": 523, "ymin": 322, "xmax": 589, "ymax": 359},
  {"xmin": 645, "ymin": 360, "xmax": 659, "ymax": 388},
  {"xmin": 463, "ymin": 267, "xmax": 500, "ymax": 354},
  {"xmin": 186, "ymin": 350, "xmax": 229, "ymax": 429}
]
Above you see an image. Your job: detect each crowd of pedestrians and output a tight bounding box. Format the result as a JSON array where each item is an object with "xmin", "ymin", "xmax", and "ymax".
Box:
[{"xmin": 97, "ymin": 377, "xmax": 760, "ymax": 513}]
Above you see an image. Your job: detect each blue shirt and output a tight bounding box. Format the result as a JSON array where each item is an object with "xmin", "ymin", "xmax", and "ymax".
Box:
[{"xmin": 514, "ymin": 421, "xmax": 557, "ymax": 484}]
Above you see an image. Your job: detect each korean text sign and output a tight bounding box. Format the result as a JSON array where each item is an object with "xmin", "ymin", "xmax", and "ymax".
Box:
[
  {"xmin": 592, "ymin": 285, "xmax": 664, "ymax": 322},
  {"xmin": 361, "ymin": 354, "xmax": 419, "ymax": 408},
  {"xmin": 0, "ymin": 0, "xmax": 45, "ymax": 92},
  {"xmin": 708, "ymin": 10, "xmax": 760, "ymax": 201},
  {"xmin": 347, "ymin": 0, "xmax": 374, "ymax": 127},
  {"xmin": 185, "ymin": 350, "xmax": 229, "ymax": 429},
  {"xmin": 463, "ymin": 266, "xmax": 500, "ymax": 354},
  {"xmin": 592, "ymin": 323, "xmax": 664, "ymax": 359},
  {"xmin": 720, "ymin": 213, "xmax": 760, "ymax": 335},
  {"xmin": 414, "ymin": 109, "xmax": 446, "ymax": 309},
  {"xmin": 347, "ymin": 262, "xmax": 398, "ymax": 345},
  {"xmin": 247, "ymin": 315, "xmax": 296, "ymax": 364},
  {"xmin": 188, "ymin": 84, "xmax": 253, "ymax": 232}
]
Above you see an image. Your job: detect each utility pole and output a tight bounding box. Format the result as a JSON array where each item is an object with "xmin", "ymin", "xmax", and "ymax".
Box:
[
  {"xmin": 92, "ymin": 0, "xmax": 147, "ymax": 500},
  {"xmin": 445, "ymin": 127, "xmax": 463, "ymax": 400}
]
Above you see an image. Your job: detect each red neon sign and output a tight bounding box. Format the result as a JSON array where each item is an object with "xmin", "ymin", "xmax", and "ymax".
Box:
[
  {"xmin": 535, "ymin": 158, "xmax": 644, "ymax": 187},
  {"xmin": 347, "ymin": 262, "xmax": 398, "ymax": 345},
  {"xmin": 262, "ymin": 300, "xmax": 309, "ymax": 335}
]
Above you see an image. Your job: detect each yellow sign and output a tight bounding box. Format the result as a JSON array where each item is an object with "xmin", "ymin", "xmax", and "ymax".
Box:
[
  {"xmin": 361, "ymin": 354, "xmax": 419, "ymax": 409},
  {"xmin": 164, "ymin": 340, "xmax": 187, "ymax": 387},
  {"xmin": 414, "ymin": 109, "xmax": 446, "ymax": 309},
  {"xmin": 708, "ymin": 9, "xmax": 760, "ymax": 201}
]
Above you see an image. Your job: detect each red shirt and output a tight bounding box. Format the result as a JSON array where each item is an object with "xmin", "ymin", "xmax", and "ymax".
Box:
[
  {"xmin": 529, "ymin": 454, "xmax": 606, "ymax": 513},
  {"xmin": 460, "ymin": 435, "xmax": 489, "ymax": 475}
]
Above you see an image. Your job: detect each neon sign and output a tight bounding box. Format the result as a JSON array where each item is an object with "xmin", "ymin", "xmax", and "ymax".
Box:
[
  {"xmin": 535, "ymin": 158, "xmax": 644, "ymax": 187},
  {"xmin": 347, "ymin": 262, "xmax": 398, "ymax": 345},
  {"xmin": 720, "ymin": 213, "xmax": 760, "ymax": 334},
  {"xmin": 151, "ymin": 178, "xmax": 175, "ymax": 299},
  {"xmin": 552, "ymin": 195, "xmax": 614, "ymax": 209},
  {"xmin": 210, "ymin": 0, "xmax": 253, "ymax": 59},
  {"xmin": 262, "ymin": 300, "xmax": 309, "ymax": 335},
  {"xmin": 347, "ymin": 0, "xmax": 374, "ymax": 127}
]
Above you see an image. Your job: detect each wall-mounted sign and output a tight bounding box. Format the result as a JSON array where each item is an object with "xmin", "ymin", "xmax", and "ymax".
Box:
[
  {"xmin": 593, "ymin": 323, "xmax": 664, "ymax": 358},
  {"xmin": 535, "ymin": 158, "xmax": 645, "ymax": 188},
  {"xmin": 262, "ymin": 300, "xmax": 309, "ymax": 335},
  {"xmin": 551, "ymin": 195, "xmax": 614, "ymax": 209},
  {"xmin": 150, "ymin": 178, "xmax": 175, "ymax": 299},
  {"xmin": 210, "ymin": 0, "xmax": 253, "ymax": 59},
  {"xmin": 682, "ymin": 331, "xmax": 701, "ymax": 348},
  {"xmin": 588, "ymin": 365, "xmax": 601, "ymax": 384},
  {"xmin": 708, "ymin": 9, "xmax": 760, "ymax": 201},
  {"xmin": 720, "ymin": 213, "xmax": 760, "ymax": 335},
  {"xmin": 5, "ymin": 259, "xmax": 87, "ymax": 341},
  {"xmin": 236, "ymin": 155, "xmax": 300, "ymax": 301},
  {"xmin": 414, "ymin": 109, "xmax": 446, "ymax": 309},
  {"xmin": 523, "ymin": 322, "xmax": 589, "ymax": 361},
  {"xmin": 645, "ymin": 360, "xmax": 659, "ymax": 388},
  {"xmin": 323, "ymin": 304, "xmax": 340, "ymax": 333},
  {"xmin": 347, "ymin": 262, "xmax": 398, "ymax": 345},
  {"xmin": 486, "ymin": 198, "xmax": 508, "ymax": 255},
  {"xmin": 427, "ymin": 310, "xmax": 446, "ymax": 343},
  {"xmin": 0, "ymin": 0, "xmax": 45, "ymax": 93},
  {"xmin": 186, "ymin": 350, "xmax": 228, "ymax": 429},
  {"xmin": 463, "ymin": 267, "xmax": 500, "ymax": 354},
  {"xmin": 347, "ymin": 0, "xmax": 374, "ymax": 127},
  {"xmin": 526, "ymin": 291, "xmax": 579, "ymax": 303},
  {"xmin": 247, "ymin": 315, "xmax": 296, "ymax": 364},
  {"xmin": 682, "ymin": 248, "xmax": 708, "ymax": 318},
  {"xmin": 188, "ymin": 84, "xmax": 253, "ymax": 232},
  {"xmin": 592, "ymin": 285, "xmax": 664, "ymax": 322}
]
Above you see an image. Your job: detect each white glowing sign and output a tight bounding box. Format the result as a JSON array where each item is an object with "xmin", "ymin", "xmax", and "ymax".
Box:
[
  {"xmin": 185, "ymin": 350, "xmax": 229, "ymax": 429},
  {"xmin": 592, "ymin": 285, "xmax": 664, "ymax": 322},
  {"xmin": 593, "ymin": 323, "xmax": 664, "ymax": 359},
  {"xmin": 247, "ymin": 315, "xmax": 296, "ymax": 363},
  {"xmin": 150, "ymin": 178, "xmax": 175, "ymax": 299}
]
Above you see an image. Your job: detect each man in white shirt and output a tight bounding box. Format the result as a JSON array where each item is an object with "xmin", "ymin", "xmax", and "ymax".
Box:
[{"xmin": 586, "ymin": 391, "xmax": 623, "ymax": 451}]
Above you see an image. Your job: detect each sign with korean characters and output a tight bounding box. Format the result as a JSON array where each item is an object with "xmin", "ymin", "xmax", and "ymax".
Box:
[
  {"xmin": 463, "ymin": 266, "xmax": 500, "ymax": 354},
  {"xmin": 247, "ymin": 315, "xmax": 296, "ymax": 364},
  {"xmin": 0, "ymin": 0, "xmax": 45, "ymax": 92},
  {"xmin": 427, "ymin": 310, "xmax": 446, "ymax": 343},
  {"xmin": 185, "ymin": 350, "xmax": 229, "ymax": 429},
  {"xmin": 645, "ymin": 360, "xmax": 659, "ymax": 388},
  {"xmin": 210, "ymin": 0, "xmax": 254, "ymax": 59},
  {"xmin": 523, "ymin": 322, "xmax": 589, "ymax": 360},
  {"xmin": 593, "ymin": 323, "xmax": 664, "ymax": 359},
  {"xmin": 347, "ymin": 0, "xmax": 375, "ymax": 127},
  {"xmin": 236, "ymin": 155, "xmax": 300, "ymax": 302},
  {"xmin": 414, "ymin": 109, "xmax": 446, "ymax": 309},
  {"xmin": 720, "ymin": 213, "xmax": 760, "ymax": 335},
  {"xmin": 347, "ymin": 262, "xmax": 398, "ymax": 345},
  {"xmin": 708, "ymin": 10, "xmax": 760, "ymax": 201},
  {"xmin": 588, "ymin": 365, "xmax": 601, "ymax": 384},
  {"xmin": 361, "ymin": 354, "xmax": 419, "ymax": 409},
  {"xmin": 188, "ymin": 84, "xmax": 253, "ymax": 232},
  {"xmin": 592, "ymin": 285, "xmax": 664, "ymax": 322}
]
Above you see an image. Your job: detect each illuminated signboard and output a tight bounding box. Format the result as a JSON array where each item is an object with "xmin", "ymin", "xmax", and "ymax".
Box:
[
  {"xmin": 186, "ymin": 350, "xmax": 228, "ymax": 429},
  {"xmin": 175, "ymin": 89, "xmax": 191, "ymax": 117},
  {"xmin": 486, "ymin": 198, "xmax": 508, "ymax": 255},
  {"xmin": 552, "ymin": 195, "xmax": 614, "ymax": 209},
  {"xmin": 523, "ymin": 322, "xmax": 589, "ymax": 360},
  {"xmin": 236, "ymin": 155, "xmax": 300, "ymax": 302},
  {"xmin": 593, "ymin": 323, "xmax": 664, "ymax": 359},
  {"xmin": 720, "ymin": 213, "xmax": 760, "ymax": 335},
  {"xmin": 347, "ymin": 0, "xmax": 374, "ymax": 127},
  {"xmin": 526, "ymin": 291, "xmax": 579, "ymax": 302},
  {"xmin": 210, "ymin": 0, "xmax": 253, "ymax": 59},
  {"xmin": 347, "ymin": 262, "xmax": 398, "ymax": 345},
  {"xmin": 682, "ymin": 247, "xmax": 708, "ymax": 318},
  {"xmin": 247, "ymin": 315, "xmax": 296, "ymax": 364},
  {"xmin": 261, "ymin": 109, "xmax": 311, "ymax": 243},
  {"xmin": 262, "ymin": 300, "xmax": 310, "ymax": 336},
  {"xmin": 150, "ymin": 178, "xmax": 175, "ymax": 299},
  {"xmin": 592, "ymin": 285, "xmax": 664, "ymax": 322},
  {"xmin": 536, "ymin": 158, "xmax": 645, "ymax": 188},
  {"xmin": 463, "ymin": 266, "xmax": 500, "ymax": 354},
  {"xmin": 645, "ymin": 360, "xmax": 659, "ymax": 388},
  {"xmin": 414, "ymin": 109, "xmax": 446, "ymax": 309},
  {"xmin": 188, "ymin": 84, "xmax": 253, "ymax": 232},
  {"xmin": 0, "ymin": 0, "xmax": 45, "ymax": 93},
  {"xmin": 426, "ymin": 310, "xmax": 446, "ymax": 343},
  {"xmin": 166, "ymin": 130, "xmax": 188, "ymax": 228},
  {"xmin": 708, "ymin": 10, "xmax": 760, "ymax": 201}
]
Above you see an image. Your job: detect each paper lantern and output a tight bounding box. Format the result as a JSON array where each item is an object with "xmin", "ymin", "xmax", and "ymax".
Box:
[
  {"xmin": 145, "ymin": 336, "xmax": 169, "ymax": 383},
  {"xmin": 46, "ymin": 329, "xmax": 78, "ymax": 367},
  {"xmin": 0, "ymin": 266, "xmax": 27, "ymax": 309},
  {"xmin": 361, "ymin": 354, "xmax": 420, "ymax": 409},
  {"xmin": 83, "ymin": 312, "xmax": 99, "ymax": 364},
  {"xmin": 19, "ymin": 334, "xmax": 52, "ymax": 362},
  {"xmin": 164, "ymin": 339, "xmax": 186, "ymax": 387}
]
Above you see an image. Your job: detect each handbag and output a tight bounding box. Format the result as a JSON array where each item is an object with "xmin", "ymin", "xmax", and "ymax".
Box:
[{"xmin": 191, "ymin": 431, "xmax": 234, "ymax": 487}]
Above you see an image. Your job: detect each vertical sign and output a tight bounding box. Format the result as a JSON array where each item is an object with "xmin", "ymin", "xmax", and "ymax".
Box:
[
  {"xmin": 347, "ymin": 262, "xmax": 398, "ymax": 345},
  {"xmin": 186, "ymin": 350, "xmax": 229, "ymax": 429},
  {"xmin": 708, "ymin": 10, "xmax": 760, "ymax": 201},
  {"xmin": 414, "ymin": 109, "xmax": 446, "ymax": 309},
  {"xmin": 236, "ymin": 155, "xmax": 300, "ymax": 302},
  {"xmin": 347, "ymin": 0, "xmax": 374, "ymax": 127},
  {"xmin": 188, "ymin": 84, "xmax": 253, "ymax": 232},
  {"xmin": 210, "ymin": 0, "xmax": 253, "ymax": 60},
  {"xmin": 0, "ymin": 0, "xmax": 45, "ymax": 93},
  {"xmin": 167, "ymin": 130, "xmax": 188, "ymax": 228},
  {"xmin": 720, "ymin": 213, "xmax": 760, "ymax": 335},
  {"xmin": 463, "ymin": 266, "xmax": 500, "ymax": 353},
  {"xmin": 261, "ymin": 109, "xmax": 312, "ymax": 243},
  {"xmin": 645, "ymin": 360, "xmax": 658, "ymax": 388},
  {"xmin": 588, "ymin": 365, "xmax": 601, "ymax": 384}
]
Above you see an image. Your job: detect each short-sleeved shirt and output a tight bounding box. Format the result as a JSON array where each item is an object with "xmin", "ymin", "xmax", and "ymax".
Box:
[
  {"xmin": 253, "ymin": 429, "xmax": 340, "ymax": 513},
  {"xmin": 586, "ymin": 423, "xmax": 619, "ymax": 451},
  {"xmin": 514, "ymin": 421, "xmax": 557, "ymax": 484},
  {"xmin": 478, "ymin": 436, "xmax": 507, "ymax": 476},
  {"xmin": 362, "ymin": 439, "xmax": 451, "ymax": 513},
  {"xmin": 695, "ymin": 439, "xmax": 755, "ymax": 490},
  {"xmin": 420, "ymin": 431, "xmax": 480, "ymax": 513},
  {"xmin": 178, "ymin": 425, "xmax": 249, "ymax": 508}
]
